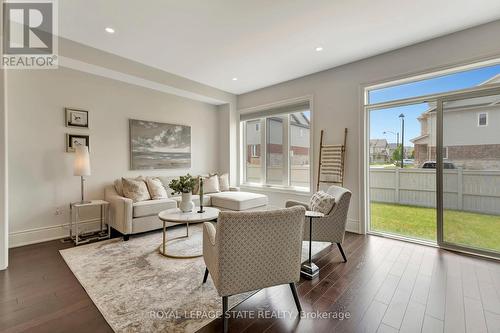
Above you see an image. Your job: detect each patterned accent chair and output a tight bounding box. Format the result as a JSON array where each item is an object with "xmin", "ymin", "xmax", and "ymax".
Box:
[
  {"xmin": 202, "ymin": 206, "xmax": 306, "ymax": 333},
  {"xmin": 286, "ymin": 185, "xmax": 352, "ymax": 262}
]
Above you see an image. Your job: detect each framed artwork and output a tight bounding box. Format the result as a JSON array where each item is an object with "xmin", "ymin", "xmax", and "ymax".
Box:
[
  {"xmin": 66, "ymin": 134, "xmax": 90, "ymax": 152},
  {"xmin": 65, "ymin": 108, "xmax": 89, "ymax": 128},
  {"xmin": 129, "ymin": 119, "xmax": 191, "ymax": 170}
]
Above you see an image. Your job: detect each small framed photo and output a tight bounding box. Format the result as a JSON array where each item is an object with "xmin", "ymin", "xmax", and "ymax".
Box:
[
  {"xmin": 66, "ymin": 134, "xmax": 89, "ymax": 152},
  {"xmin": 65, "ymin": 108, "xmax": 89, "ymax": 128}
]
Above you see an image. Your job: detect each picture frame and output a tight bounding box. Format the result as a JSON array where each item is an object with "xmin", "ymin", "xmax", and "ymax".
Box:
[
  {"xmin": 65, "ymin": 108, "xmax": 89, "ymax": 128},
  {"xmin": 129, "ymin": 119, "xmax": 191, "ymax": 169},
  {"xmin": 66, "ymin": 134, "xmax": 90, "ymax": 153}
]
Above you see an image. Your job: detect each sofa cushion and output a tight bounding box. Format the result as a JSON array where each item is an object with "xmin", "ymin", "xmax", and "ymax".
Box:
[
  {"xmin": 208, "ymin": 192, "xmax": 267, "ymax": 211},
  {"xmin": 114, "ymin": 176, "xmax": 145, "ymax": 197},
  {"xmin": 203, "ymin": 174, "xmax": 220, "ymax": 194},
  {"xmin": 192, "ymin": 174, "xmax": 211, "ymax": 194},
  {"xmin": 218, "ymin": 173, "xmax": 230, "ymax": 192},
  {"xmin": 146, "ymin": 177, "xmax": 169, "ymax": 199},
  {"xmin": 114, "ymin": 179, "xmax": 124, "ymax": 196},
  {"xmin": 309, "ymin": 191, "xmax": 335, "ymax": 215},
  {"xmin": 133, "ymin": 199, "xmax": 177, "ymax": 218},
  {"xmin": 122, "ymin": 177, "xmax": 151, "ymax": 202},
  {"xmin": 156, "ymin": 176, "xmax": 175, "ymax": 197},
  {"xmin": 171, "ymin": 194, "xmax": 211, "ymax": 207}
]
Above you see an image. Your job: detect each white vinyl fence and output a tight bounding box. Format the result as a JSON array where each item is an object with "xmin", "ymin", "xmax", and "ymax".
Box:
[{"xmin": 370, "ymin": 168, "xmax": 500, "ymax": 215}]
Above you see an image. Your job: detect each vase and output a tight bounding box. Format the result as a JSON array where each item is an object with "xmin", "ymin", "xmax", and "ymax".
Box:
[{"xmin": 180, "ymin": 192, "xmax": 195, "ymax": 213}]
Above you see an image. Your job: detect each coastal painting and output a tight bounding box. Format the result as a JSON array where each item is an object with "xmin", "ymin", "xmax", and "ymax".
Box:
[{"xmin": 129, "ymin": 119, "xmax": 191, "ymax": 170}]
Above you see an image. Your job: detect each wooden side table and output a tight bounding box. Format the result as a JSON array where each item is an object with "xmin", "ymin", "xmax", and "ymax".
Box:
[{"xmin": 69, "ymin": 200, "xmax": 110, "ymax": 245}]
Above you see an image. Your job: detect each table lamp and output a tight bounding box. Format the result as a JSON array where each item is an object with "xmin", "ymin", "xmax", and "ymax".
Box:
[{"xmin": 74, "ymin": 145, "xmax": 91, "ymax": 204}]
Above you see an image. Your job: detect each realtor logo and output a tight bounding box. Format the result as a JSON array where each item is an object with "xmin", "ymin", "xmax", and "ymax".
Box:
[{"xmin": 2, "ymin": 0, "xmax": 58, "ymax": 69}]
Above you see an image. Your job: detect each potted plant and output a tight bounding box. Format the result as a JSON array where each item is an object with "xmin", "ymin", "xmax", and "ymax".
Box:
[{"xmin": 169, "ymin": 174, "xmax": 197, "ymax": 212}]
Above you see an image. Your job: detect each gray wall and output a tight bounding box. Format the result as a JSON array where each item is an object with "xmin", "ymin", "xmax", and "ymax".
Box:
[
  {"xmin": 443, "ymin": 105, "xmax": 500, "ymax": 146},
  {"xmin": 237, "ymin": 20, "xmax": 500, "ymax": 233},
  {"xmin": 6, "ymin": 67, "xmax": 221, "ymax": 247}
]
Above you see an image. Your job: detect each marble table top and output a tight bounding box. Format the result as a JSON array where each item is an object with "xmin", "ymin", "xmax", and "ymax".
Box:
[{"xmin": 158, "ymin": 207, "xmax": 220, "ymax": 224}]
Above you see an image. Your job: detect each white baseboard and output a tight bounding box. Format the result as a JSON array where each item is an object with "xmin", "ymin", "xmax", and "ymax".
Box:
[
  {"xmin": 9, "ymin": 218, "xmax": 103, "ymax": 248},
  {"xmin": 346, "ymin": 219, "xmax": 361, "ymax": 234},
  {"xmin": 9, "ymin": 217, "xmax": 362, "ymax": 247}
]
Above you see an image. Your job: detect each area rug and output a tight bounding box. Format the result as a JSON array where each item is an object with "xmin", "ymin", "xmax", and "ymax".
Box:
[{"xmin": 60, "ymin": 224, "xmax": 331, "ymax": 333}]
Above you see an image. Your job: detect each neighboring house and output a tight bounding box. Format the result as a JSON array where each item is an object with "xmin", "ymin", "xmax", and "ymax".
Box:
[
  {"xmin": 411, "ymin": 74, "xmax": 500, "ymax": 169},
  {"xmin": 369, "ymin": 139, "xmax": 390, "ymax": 163},
  {"xmin": 245, "ymin": 112, "xmax": 310, "ymax": 167},
  {"xmin": 387, "ymin": 143, "xmax": 399, "ymax": 158}
]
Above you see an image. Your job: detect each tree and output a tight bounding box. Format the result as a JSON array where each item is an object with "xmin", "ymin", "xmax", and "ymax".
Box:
[{"xmin": 392, "ymin": 146, "xmax": 403, "ymax": 166}]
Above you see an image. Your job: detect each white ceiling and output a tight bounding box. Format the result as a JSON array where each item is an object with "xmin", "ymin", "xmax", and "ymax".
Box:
[{"xmin": 58, "ymin": 0, "xmax": 500, "ymax": 95}]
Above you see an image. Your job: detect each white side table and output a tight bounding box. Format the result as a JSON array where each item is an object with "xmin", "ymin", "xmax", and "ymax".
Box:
[{"xmin": 69, "ymin": 200, "xmax": 110, "ymax": 245}]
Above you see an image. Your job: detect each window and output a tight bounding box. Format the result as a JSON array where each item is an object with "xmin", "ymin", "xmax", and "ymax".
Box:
[
  {"xmin": 241, "ymin": 103, "xmax": 311, "ymax": 191},
  {"xmin": 249, "ymin": 145, "xmax": 259, "ymax": 157},
  {"xmin": 244, "ymin": 120, "xmax": 262, "ymax": 183},
  {"xmin": 368, "ymin": 62, "xmax": 500, "ymax": 104},
  {"xmin": 478, "ymin": 113, "xmax": 488, "ymax": 126}
]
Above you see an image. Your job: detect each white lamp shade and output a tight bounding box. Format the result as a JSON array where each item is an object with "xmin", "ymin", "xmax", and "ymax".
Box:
[{"xmin": 74, "ymin": 146, "xmax": 91, "ymax": 176}]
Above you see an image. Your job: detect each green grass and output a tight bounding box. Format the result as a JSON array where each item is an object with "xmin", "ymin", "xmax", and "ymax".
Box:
[{"xmin": 371, "ymin": 202, "xmax": 500, "ymax": 252}]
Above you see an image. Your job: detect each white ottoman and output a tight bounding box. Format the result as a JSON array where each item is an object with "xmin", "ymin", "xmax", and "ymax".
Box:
[{"xmin": 208, "ymin": 191, "xmax": 268, "ymax": 211}]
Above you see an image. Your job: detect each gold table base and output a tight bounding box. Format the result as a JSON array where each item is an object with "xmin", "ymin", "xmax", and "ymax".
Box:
[{"xmin": 158, "ymin": 221, "xmax": 203, "ymax": 259}]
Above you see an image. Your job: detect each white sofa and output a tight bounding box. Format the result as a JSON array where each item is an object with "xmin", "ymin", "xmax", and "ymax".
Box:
[{"xmin": 104, "ymin": 176, "xmax": 268, "ymax": 240}]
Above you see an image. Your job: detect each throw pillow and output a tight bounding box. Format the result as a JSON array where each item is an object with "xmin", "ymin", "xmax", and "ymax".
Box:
[
  {"xmin": 156, "ymin": 176, "xmax": 174, "ymax": 196},
  {"xmin": 122, "ymin": 177, "xmax": 151, "ymax": 202},
  {"xmin": 114, "ymin": 179, "xmax": 124, "ymax": 196},
  {"xmin": 145, "ymin": 177, "xmax": 169, "ymax": 200},
  {"xmin": 309, "ymin": 191, "xmax": 335, "ymax": 215},
  {"xmin": 114, "ymin": 176, "xmax": 144, "ymax": 196},
  {"xmin": 203, "ymin": 174, "xmax": 220, "ymax": 194},
  {"xmin": 219, "ymin": 173, "xmax": 230, "ymax": 192},
  {"xmin": 192, "ymin": 175, "xmax": 200, "ymax": 195}
]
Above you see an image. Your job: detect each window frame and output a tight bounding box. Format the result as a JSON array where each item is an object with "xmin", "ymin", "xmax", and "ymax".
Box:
[
  {"xmin": 238, "ymin": 97, "xmax": 313, "ymax": 193},
  {"xmin": 478, "ymin": 112, "xmax": 488, "ymax": 127},
  {"xmin": 362, "ymin": 57, "xmax": 500, "ymax": 255},
  {"xmin": 443, "ymin": 146, "xmax": 449, "ymax": 159}
]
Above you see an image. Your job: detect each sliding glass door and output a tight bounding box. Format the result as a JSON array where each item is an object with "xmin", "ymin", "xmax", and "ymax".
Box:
[
  {"xmin": 365, "ymin": 61, "xmax": 500, "ymax": 258},
  {"xmin": 368, "ymin": 102, "xmax": 437, "ymax": 243},
  {"xmin": 437, "ymin": 90, "xmax": 500, "ymax": 257}
]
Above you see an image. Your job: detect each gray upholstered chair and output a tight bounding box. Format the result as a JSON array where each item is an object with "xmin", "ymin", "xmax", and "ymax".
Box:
[
  {"xmin": 202, "ymin": 206, "xmax": 306, "ymax": 333},
  {"xmin": 286, "ymin": 185, "xmax": 352, "ymax": 262}
]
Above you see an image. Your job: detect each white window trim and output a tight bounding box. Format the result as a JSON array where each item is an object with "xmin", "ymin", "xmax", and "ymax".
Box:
[
  {"xmin": 361, "ymin": 57, "xmax": 500, "ymax": 240},
  {"xmin": 478, "ymin": 112, "xmax": 488, "ymax": 127},
  {"xmin": 238, "ymin": 96, "xmax": 314, "ymax": 194}
]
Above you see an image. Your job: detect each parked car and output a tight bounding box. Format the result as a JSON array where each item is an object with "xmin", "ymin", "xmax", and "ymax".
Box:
[
  {"xmin": 421, "ymin": 161, "xmax": 456, "ymax": 169},
  {"xmin": 403, "ymin": 159, "xmax": 414, "ymax": 166}
]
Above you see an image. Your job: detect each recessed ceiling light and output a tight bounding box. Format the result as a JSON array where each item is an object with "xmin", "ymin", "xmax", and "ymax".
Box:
[
  {"xmin": 315, "ymin": 46, "xmax": 323, "ymax": 52},
  {"xmin": 105, "ymin": 27, "xmax": 115, "ymax": 34},
  {"xmin": 232, "ymin": 77, "xmax": 238, "ymax": 81}
]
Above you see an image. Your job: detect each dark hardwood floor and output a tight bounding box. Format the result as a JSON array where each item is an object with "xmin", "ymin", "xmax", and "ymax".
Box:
[{"xmin": 1, "ymin": 233, "xmax": 500, "ymax": 333}]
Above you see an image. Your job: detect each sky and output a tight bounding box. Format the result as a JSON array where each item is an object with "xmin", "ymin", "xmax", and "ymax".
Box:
[{"xmin": 369, "ymin": 64, "xmax": 500, "ymax": 146}]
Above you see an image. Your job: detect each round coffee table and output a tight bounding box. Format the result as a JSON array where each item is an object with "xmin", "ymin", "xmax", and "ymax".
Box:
[{"xmin": 158, "ymin": 207, "xmax": 220, "ymax": 259}]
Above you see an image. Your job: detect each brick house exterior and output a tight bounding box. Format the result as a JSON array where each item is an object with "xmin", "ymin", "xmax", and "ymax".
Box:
[{"xmin": 411, "ymin": 74, "xmax": 500, "ymax": 169}]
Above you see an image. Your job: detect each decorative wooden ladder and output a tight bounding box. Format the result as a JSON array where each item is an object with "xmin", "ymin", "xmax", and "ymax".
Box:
[{"xmin": 316, "ymin": 128, "xmax": 348, "ymax": 191}]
